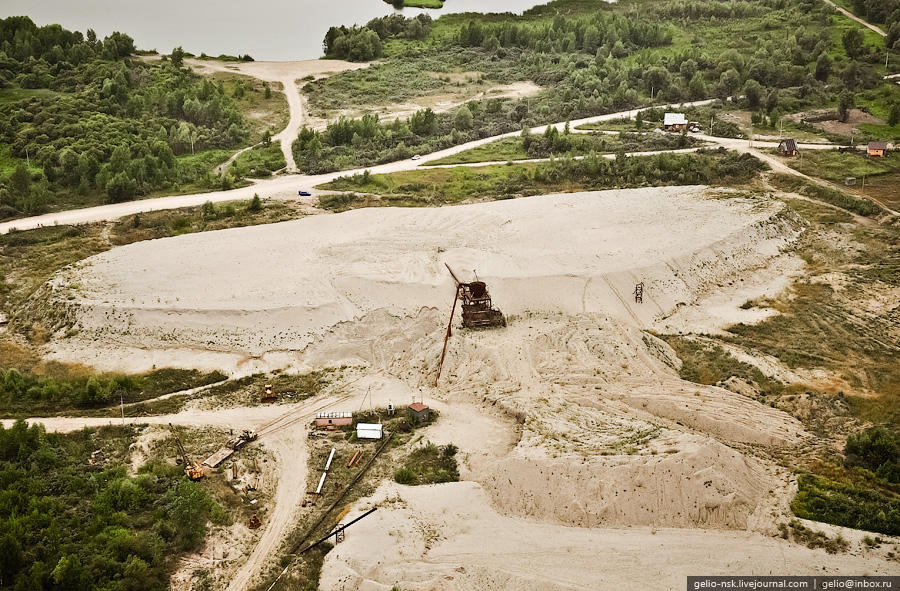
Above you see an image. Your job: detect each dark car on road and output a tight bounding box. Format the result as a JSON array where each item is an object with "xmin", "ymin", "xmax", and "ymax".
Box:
[{"xmin": 298, "ymin": 190, "xmax": 311, "ymax": 196}]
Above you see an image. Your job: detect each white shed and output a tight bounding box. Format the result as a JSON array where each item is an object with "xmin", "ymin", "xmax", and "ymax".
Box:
[{"xmin": 356, "ymin": 423, "xmax": 383, "ymax": 440}]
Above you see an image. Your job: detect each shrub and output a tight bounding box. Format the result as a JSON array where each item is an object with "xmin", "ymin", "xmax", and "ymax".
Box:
[{"xmin": 394, "ymin": 468, "xmax": 416, "ymax": 484}]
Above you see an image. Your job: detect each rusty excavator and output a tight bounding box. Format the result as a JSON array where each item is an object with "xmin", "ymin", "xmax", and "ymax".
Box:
[
  {"xmin": 436, "ymin": 264, "xmax": 506, "ymax": 384},
  {"xmin": 169, "ymin": 423, "xmax": 205, "ymax": 481}
]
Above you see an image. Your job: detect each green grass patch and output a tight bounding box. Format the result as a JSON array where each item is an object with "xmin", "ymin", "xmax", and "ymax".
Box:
[
  {"xmin": 785, "ymin": 150, "xmax": 899, "ymax": 185},
  {"xmin": 394, "ymin": 441, "xmax": 459, "ymax": 485},
  {"xmin": 660, "ymin": 336, "xmax": 784, "ymax": 397},
  {"xmin": 425, "ymin": 131, "xmax": 703, "ymax": 166},
  {"xmin": 769, "ymin": 173, "xmax": 883, "ymax": 216},
  {"xmin": 0, "ymin": 86, "xmax": 60, "ymax": 107},
  {"xmin": 318, "ymin": 149, "xmax": 766, "ymax": 205},
  {"xmin": 390, "ymin": 0, "xmax": 444, "ymax": 8},
  {"xmin": 793, "ymin": 472, "xmax": 900, "ymax": 536},
  {"xmin": 427, "ymin": 137, "xmax": 527, "ymax": 165},
  {"xmin": 231, "ymin": 144, "xmax": 287, "ymax": 178}
]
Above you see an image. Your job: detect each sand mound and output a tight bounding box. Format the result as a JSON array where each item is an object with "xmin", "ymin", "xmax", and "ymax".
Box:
[
  {"xmin": 319, "ymin": 481, "xmax": 896, "ymax": 591},
  {"xmin": 482, "ymin": 440, "xmax": 770, "ymax": 529},
  {"xmin": 46, "ymin": 186, "xmax": 800, "ymax": 372}
]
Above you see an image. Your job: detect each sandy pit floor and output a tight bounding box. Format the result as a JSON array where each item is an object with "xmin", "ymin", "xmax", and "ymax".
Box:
[
  {"xmin": 319, "ymin": 482, "xmax": 898, "ymax": 591},
  {"xmin": 47, "ymin": 186, "xmax": 801, "ymax": 373},
  {"xmin": 29, "ymin": 186, "xmax": 900, "ymax": 588}
]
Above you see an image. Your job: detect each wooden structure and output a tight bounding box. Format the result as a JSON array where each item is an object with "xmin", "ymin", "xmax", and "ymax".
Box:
[
  {"xmin": 778, "ymin": 138, "xmax": 798, "ymax": 157},
  {"xmin": 663, "ymin": 113, "xmax": 687, "ymax": 132},
  {"xmin": 202, "ymin": 429, "xmax": 257, "ymax": 468},
  {"xmin": 315, "ymin": 411, "xmax": 353, "ymax": 429},
  {"xmin": 407, "ymin": 402, "xmax": 431, "ymax": 423},
  {"xmin": 867, "ymin": 141, "xmax": 887, "ymax": 157},
  {"xmin": 633, "ymin": 282, "xmax": 644, "ymax": 304}
]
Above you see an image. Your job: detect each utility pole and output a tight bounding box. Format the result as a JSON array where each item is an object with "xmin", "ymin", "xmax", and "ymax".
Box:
[
  {"xmin": 190, "ymin": 131, "xmax": 195, "ymax": 155},
  {"xmin": 25, "ymin": 147, "xmax": 30, "ymax": 168}
]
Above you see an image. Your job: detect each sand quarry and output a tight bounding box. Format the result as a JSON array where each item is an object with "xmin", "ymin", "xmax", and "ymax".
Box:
[{"xmin": 38, "ymin": 186, "xmax": 900, "ymax": 588}]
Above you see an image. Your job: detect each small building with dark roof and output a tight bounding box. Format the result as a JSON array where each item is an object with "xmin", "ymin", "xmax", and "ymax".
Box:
[
  {"xmin": 407, "ymin": 402, "xmax": 430, "ymax": 423},
  {"xmin": 867, "ymin": 142, "xmax": 887, "ymax": 157},
  {"xmin": 778, "ymin": 138, "xmax": 798, "ymax": 157}
]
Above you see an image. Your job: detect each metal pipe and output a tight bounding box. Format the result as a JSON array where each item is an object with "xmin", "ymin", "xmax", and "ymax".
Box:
[
  {"xmin": 435, "ymin": 287, "xmax": 459, "ymax": 386},
  {"xmin": 316, "ymin": 471, "xmax": 327, "ymax": 495},
  {"xmin": 300, "ymin": 507, "xmax": 378, "ymax": 554},
  {"xmin": 324, "ymin": 447, "xmax": 336, "ymax": 472}
]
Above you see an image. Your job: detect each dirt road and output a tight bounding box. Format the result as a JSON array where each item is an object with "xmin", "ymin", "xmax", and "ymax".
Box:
[
  {"xmin": 0, "ymin": 99, "xmax": 720, "ymax": 234},
  {"xmin": 822, "ymin": 0, "xmax": 886, "ymax": 36}
]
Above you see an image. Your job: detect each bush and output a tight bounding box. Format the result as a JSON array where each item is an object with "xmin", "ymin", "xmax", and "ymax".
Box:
[
  {"xmin": 394, "ymin": 468, "xmax": 416, "ymax": 484},
  {"xmin": 845, "ymin": 426, "xmax": 900, "ymax": 484}
]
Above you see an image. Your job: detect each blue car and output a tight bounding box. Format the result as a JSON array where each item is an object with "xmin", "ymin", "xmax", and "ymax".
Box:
[{"xmin": 298, "ymin": 190, "xmax": 311, "ymax": 196}]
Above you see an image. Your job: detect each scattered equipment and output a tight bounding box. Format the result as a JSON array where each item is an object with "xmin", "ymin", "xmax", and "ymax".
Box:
[
  {"xmin": 169, "ymin": 424, "xmax": 205, "ymax": 481},
  {"xmin": 249, "ymin": 515, "xmax": 261, "ymax": 529},
  {"xmin": 203, "ymin": 429, "xmax": 258, "ymax": 468}
]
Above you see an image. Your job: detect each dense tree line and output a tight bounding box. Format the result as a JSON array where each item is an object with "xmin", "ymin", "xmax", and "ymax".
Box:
[
  {"xmin": 292, "ymin": 102, "xmax": 520, "ymax": 174},
  {"xmin": 0, "ymin": 421, "xmax": 225, "ymax": 590},
  {"xmin": 0, "ymin": 17, "xmax": 249, "ymax": 218},
  {"xmin": 323, "ymin": 14, "xmax": 432, "ymax": 61},
  {"xmin": 0, "ymin": 367, "xmax": 225, "ymax": 415}
]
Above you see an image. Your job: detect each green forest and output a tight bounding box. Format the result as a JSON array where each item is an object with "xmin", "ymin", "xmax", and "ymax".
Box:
[
  {"xmin": 0, "ymin": 17, "xmax": 250, "ymax": 219},
  {"xmin": 295, "ymin": 0, "xmax": 899, "ymax": 175},
  {"xmin": 0, "ymin": 421, "xmax": 225, "ymax": 590}
]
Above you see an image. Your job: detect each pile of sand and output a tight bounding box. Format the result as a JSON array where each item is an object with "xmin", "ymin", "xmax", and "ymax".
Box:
[{"xmin": 46, "ymin": 186, "xmax": 801, "ymax": 374}]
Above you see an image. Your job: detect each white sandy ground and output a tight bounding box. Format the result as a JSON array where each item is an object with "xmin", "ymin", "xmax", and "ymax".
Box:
[
  {"xmin": 319, "ymin": 482, "xmax": 897, "ymax": 591},
  {"xmin": 14, "ymin": 186, "xmax": 900, "ymax": 589},
  {"xmin": 45, "ymin": 186, "xmax": 802, "ymax": 372}
]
